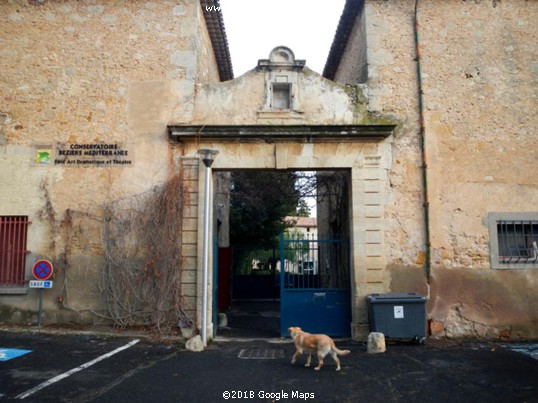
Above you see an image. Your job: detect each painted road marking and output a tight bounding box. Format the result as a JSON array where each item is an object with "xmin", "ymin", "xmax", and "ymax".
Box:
[
  {"xmin": 0, "ymin": 348, "xmax": 32, "ymax": 362},
  {"xmin": 15, "ymin": 339, "xmax": 140, "ymax": 400}
]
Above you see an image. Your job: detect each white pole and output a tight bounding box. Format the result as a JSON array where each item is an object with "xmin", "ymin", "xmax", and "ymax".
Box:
[
  {"xmin": 197, "ymin": 149, "xmax": 218, "ymax": 347},
  {"xmin": 201, "ymin": 163, "xmax": 211, "ymax": 346}
]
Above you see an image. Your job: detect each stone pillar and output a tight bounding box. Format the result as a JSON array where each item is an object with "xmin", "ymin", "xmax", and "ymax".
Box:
[
  {"xmin": 180, "ymin": 157, "xmax": 200, "ymax": 325},
  {"xmin": 351, "ymin": 152, "xmax": 387, "ymax": 340}
]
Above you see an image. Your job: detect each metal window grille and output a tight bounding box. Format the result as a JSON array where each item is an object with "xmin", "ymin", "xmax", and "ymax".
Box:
[
  {"xmin": 497, "ymin": 220, "xmax": 538, "ymax": 264},
  {"xmin": 0, "ymin": 216, "xmax": 30, "ymax": 286}
]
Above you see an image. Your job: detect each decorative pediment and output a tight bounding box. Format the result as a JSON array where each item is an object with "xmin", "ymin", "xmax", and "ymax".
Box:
[
  {"xmin": 183, "ymin": 47, "xmax": 396, "ymax": 130},
  {"xmin": 257, "ymin": 46, "xmax": 305, "ymax": 71},
  {"xmin": 256, "ymin": 47, "xmax": 306, "ymax": 120}
]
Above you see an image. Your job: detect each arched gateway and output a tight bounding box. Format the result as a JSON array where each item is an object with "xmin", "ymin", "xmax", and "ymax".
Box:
[{"xmin": 168, "ymin": 47, "xmax": 396, "ymax": 341}]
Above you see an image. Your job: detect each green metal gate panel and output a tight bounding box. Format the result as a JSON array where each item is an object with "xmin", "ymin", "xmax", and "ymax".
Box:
[{"xmin": 280, "ymin": 233, "xmax": 351, "ymax": 337}]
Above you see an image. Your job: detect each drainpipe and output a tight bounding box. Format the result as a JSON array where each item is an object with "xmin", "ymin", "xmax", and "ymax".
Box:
[{"xmin": 414, "ymin": 0, "xmax": 431, "ymax": 283}]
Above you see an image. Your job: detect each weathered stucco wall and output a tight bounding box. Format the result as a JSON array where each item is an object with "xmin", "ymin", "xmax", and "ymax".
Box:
[
  {"xmin": 418, "ymin": 0, "xmax": 538, "ymax": 268},
  {"xmin": 191, "ymin": 67, "xmax": 372, "ymax": 125},
  {"xmin": 347, "ymin": 0, "xmax": 538, "ymax": 338},
  {"xmin": 358, "ymin": 0, "xmax": 428, "ymax": 292},
  {"xmin": 421, "ymin": 0, "xmax": 537, "ymax": 339},
  {"xmin": 0, "ymin": 0, "xmax": 219, "ymax": 325}
]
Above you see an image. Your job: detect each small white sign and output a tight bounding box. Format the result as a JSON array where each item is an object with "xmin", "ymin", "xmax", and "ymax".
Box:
[
  {"xmin": 394, "ymin": 305, "xmax": 404, "ymax": 319},
  {"xmin": 29, "ymin": 280, "xmax": 53, "ymax": 289}
]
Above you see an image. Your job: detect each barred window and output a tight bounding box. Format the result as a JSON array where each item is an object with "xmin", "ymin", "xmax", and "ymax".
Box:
[
  {"xmin": 489, "ymin": 213, "xmax": 538, "ymax": 269},
  {"xmin": 0, "ymin": 216, "xmax": 30, "ymax": 287}
]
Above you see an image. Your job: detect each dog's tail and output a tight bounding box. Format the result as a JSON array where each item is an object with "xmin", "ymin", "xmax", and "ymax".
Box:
[{"xmin": 332, "ymin": 344, "xmax": 351, "ymax": 356}]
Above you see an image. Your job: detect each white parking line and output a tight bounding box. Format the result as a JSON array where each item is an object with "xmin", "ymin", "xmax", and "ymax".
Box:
[{"xmin": 15, "ymin": 339, "xmax": 140, "ymax": 400}]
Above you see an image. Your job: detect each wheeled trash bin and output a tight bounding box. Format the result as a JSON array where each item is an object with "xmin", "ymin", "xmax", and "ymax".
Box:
[{"xmin": 367, "ymin": 292, "xmax": 427, "ymax": 345}]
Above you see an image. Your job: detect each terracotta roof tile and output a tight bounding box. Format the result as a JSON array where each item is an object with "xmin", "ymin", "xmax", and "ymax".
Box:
[
  {"xmin": 323, "ymin": 0, "xmax": 363, "ymax": 80},
  {"xmin": 285, "ymin": 216, "xmax": 317, "ymax": 228},
  {"xmin": 201, "ymin": 0, "xmax": 234, "ymax": 81}
]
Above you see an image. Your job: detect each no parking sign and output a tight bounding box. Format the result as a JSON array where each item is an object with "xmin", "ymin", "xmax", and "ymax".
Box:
[
  {"xmin": 32, "ymin": 260, "xmax": 53, "ymax": 281},
  {"xmin": 31, "ymin": 260, "xmax": 54, "ymax": 326}
]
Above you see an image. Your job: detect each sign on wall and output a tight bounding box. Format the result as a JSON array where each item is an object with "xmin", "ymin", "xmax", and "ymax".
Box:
[
  {"xmin": 35, "ymin": 147, "xmax": 52, "ymax": 164},
  {"xmin": 34, "ymin": 143, "xmax": 132, "ymax": 166},
  {"xmin": 55, "ymin": 142, "xmax": 132, "ymax": 166}
]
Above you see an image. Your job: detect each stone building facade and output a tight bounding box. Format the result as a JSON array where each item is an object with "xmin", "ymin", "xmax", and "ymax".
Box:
[
  {"xmin": 1, "ymin": 0, "xmax": 536, "ymax": 341},
  {"xmin": 324, "ymin": 0, "xmax": 538, "ymax": 339},
  {"xmin": 0, "ymin": 0, "xmax": 231, "ymax": 328},
  {"xmin": 169, "ymin": 45, "xmax": 396, "ymax": 339}
]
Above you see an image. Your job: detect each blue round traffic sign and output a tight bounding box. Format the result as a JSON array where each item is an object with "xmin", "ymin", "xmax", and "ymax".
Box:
[{"xmin": 32, "ymin": 260, "xmax": 53, "ymax": 281}]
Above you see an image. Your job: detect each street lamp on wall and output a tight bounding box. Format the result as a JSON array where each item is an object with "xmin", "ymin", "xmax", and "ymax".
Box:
[
  {"xmin": 197, "ymin": 149, "xmax": 219, "ymax": 346},
  {"xmin": 198, "ymin": 149, "xmax": 219, "ymax": 169}
]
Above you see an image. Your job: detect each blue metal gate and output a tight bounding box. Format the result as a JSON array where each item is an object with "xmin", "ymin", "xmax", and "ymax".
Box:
[{"xmin": 280, "ymin": 233, "xmax": 351, "ymax": 337}]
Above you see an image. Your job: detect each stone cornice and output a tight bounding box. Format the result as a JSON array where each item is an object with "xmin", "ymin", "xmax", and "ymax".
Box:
[{"xmin": 168, "ymin": 125, "xmax": 396, "ymax": 143}]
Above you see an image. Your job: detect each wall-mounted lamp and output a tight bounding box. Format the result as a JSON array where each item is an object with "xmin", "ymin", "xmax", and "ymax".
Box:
[
  {"xmin": 197, "ymin": 149, "xmax": 218, "ymax": 346},
  {"xmin": 198, "ymin": 148, "xmax": 219, "ymax": 168}
]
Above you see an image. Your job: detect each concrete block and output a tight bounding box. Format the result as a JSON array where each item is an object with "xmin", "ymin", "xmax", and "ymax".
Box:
[
  {"xmin": 185, "ymin": 335, "xmax": 204, "ymax": 352},
  {"xmin": 218, "ymin": 313, "xmax": 228, "ymax": 328},
  {"xmin": 367, "ymin": 332, "xmax": 386, "ymax": 354}
]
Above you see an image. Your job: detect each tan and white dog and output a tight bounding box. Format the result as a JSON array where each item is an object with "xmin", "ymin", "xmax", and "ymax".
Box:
[{"xmin": 288, "ymin": 326, "xmax": 350, "ymax": 371}]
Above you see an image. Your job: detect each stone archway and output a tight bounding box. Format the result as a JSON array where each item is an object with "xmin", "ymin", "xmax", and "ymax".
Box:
[
  {"xmin": 169, "ymin": 124, "xmax": 395, "ymax": 340},
  {"xmin": 166, "ymin": 46, "xmax": 399, "ymax": 340}
]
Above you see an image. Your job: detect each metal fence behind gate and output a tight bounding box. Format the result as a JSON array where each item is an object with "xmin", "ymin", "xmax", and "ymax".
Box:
[{"xmin": 280, "ymin": 232, "xmax": 350, "ymax": 290}]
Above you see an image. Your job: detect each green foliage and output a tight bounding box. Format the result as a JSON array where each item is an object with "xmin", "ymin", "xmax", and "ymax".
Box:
[
  {"xmin": 296, "ymin": 199, "xmax": 311, "ymax": 217},
  {"xmin": 233, "ymin": 248, "xmax": 277, "ymax": 275},
  {"xmin": 230, "ymin": 171, "xmax": 299, "ymax": 247}
]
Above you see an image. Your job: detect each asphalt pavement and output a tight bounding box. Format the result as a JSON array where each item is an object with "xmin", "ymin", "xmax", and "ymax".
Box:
[{"xmin": 1, "ymin": 328, "xmax": 537, "ymax": 403}]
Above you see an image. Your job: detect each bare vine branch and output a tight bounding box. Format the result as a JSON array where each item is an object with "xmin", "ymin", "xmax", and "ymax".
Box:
[{"xmin": 97, "ymin": 174, "xmax": 194, "ymax": 335}]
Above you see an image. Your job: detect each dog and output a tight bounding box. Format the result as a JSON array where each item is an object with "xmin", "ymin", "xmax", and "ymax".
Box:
[{"xmin": 288, "ymin": 326, "xmax": 350, "ymax": 371}]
